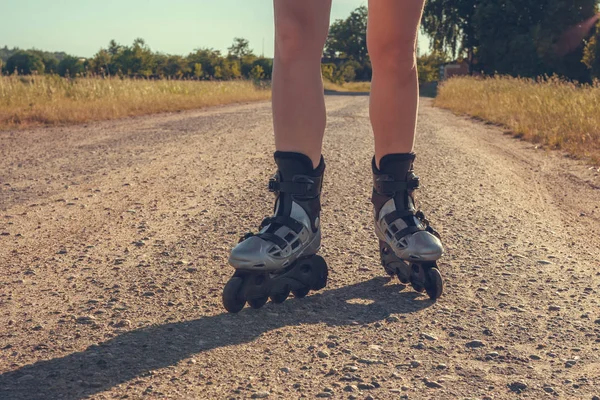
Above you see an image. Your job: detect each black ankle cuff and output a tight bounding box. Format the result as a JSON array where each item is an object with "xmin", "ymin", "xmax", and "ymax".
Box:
[
  {"xmin": 274, "ymin": 151, "xmax": 325, "ymax": 176},
  {"xmin": 375, "ymin": 153, "xmax": 416, "ymax": 174}
]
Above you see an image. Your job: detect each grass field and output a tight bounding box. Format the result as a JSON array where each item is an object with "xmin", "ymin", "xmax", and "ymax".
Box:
[
  {"xmin": 0, "ymin": 75, "xmax": 271, "ymax": 130},
  {"xmin": 436, "ymin": 75, "xmax": 600, "ymax": 164},
  {"xmin": 323, "ymin": 80, "xmax": 371, "ymax": 93}
]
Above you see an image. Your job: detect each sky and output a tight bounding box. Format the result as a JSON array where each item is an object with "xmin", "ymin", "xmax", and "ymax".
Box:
[{"xmin": 1, "ymin": 0, "xmax": 429, "ymax": 58}]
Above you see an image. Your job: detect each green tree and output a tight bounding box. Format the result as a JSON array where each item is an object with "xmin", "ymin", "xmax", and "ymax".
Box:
[
  {"xmin": 583, "ymin": 20, "xmax": 600, "ymax": 78},
  {"xmin": 324, "ymin": 6, "xmax": 368, "ymax": 65},
  {"xmin": 187, "ymin": 48, "xmax": 223, "ymax": 79},
  {"xmin": 88, "ymin": 49, "xmax": 112, "ymax": 76},
  {"xmin": 113, "ymin": 38, "xmax": 155, "ymax": 77},
  {"xmin": 251, "ymin": 58, "xmax": 273, "ymax": 80},
  {"xmin": 417, "ymin": 51, "xmax": 449, "ymax": 84},
  {"xmin": 57, "ymin": 55, "xmax": 85, "ymax": 77},
  {"xmin": 5, "ymin": 51, "xmax": 45, "ymax": 74},
  {"xmin": 228, "ymin": 38, "xmax": 254, "ymax": 59},
  {"xmin": 193, "ymin": 63, "xmax": 204, "ymax": 79},
  {"xmin": 422, "ymin": 0, "xmax": 478, "ymax": 59},
  {"xmin": 156, "ymin": 54, "xmax": 190, "ymax": 78},
  {"xmin": 424, "ymin": 0, "xmax": 598, "ymax": 80},
  {"xmin": 249, "ymin": 65, "xmax": 265, "ymax": 80},
  {"xmin": 321, "ymin": 63, "xmax": 336, "ymax": 82}
]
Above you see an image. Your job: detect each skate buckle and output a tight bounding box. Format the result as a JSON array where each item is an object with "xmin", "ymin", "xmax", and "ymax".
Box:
[{"xmin": 268, "ymin": 178, "xmax": 280, "ymax": 193}]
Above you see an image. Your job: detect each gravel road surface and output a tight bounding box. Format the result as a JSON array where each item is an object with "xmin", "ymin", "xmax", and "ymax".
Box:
[{"xmin": 1, "ymin": 96, "xmax": 599, "ymax": 399}]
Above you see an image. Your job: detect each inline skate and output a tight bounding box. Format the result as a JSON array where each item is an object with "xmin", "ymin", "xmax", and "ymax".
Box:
[
  {"xmin": 223, "ymin": 151, "xmax": 328, "ymax": 313},
  {"xmin": 372, "ymin": 153, "xmax": 444, "ymax": 299}
]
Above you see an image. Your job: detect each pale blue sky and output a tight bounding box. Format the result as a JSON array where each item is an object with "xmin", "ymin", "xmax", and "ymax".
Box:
[{"xmin": 1, "ymin": 0, "xmax": 429, "ymax": 58}]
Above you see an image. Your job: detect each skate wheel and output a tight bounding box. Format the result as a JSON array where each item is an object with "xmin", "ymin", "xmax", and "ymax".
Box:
[
  {"xmin": 222, "ymin": 277, "xmax": 246, "ymax": 313},
  {"xmin": 425, "ymin": 267, "xmax": 444, "ymax": 300},
  {"xmin": 270, "ymin": 287, "xmax": 290, "ymax": 304},
  {"xmin": 308, "ymin": 255, "xmax": 328, "ymax": 290},
  {"xmin": 411, "ymin": 281, "xmax": 425, "ymax": 293},
  {"xmin": 247, "ymin": 296, "xmax": 268, "ymax": 309},
  {"xmin": 292, "ymin": 287, "xmax": 310, "ymax": 299},
  {"xmin": 410, "ymin": 264, "xmax": 426, "ymax": 293}
]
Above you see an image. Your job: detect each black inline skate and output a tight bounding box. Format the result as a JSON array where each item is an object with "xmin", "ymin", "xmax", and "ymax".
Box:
[
  {"xmin": 372, "ymin": 153, "xmax": 444, "ymax": 300},
  {"xmin": 223, "ymin": 151, "xmax": 328, "ymax": 313}
]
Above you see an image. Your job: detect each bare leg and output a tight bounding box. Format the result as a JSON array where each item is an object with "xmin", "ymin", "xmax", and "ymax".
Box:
[
  {"xmin": 272, "ymin": 0, "xmax": 332, "ymax": 168},
  {"xmin": 367, "ymin": 0, "xmax": 426, "ymax": 167}
]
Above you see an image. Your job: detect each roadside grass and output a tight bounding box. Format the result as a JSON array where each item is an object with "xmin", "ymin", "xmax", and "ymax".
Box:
[
  {"xmin": 436, "ymin": 75, "xmax": 600, "ymax": 165},
  {"xmin": 323, "ymin": 80, "xmax": 371, "ymax": 93},
  {"xmin": 0, "ymin": 75, "xmax": 271, "ymax": 130}
]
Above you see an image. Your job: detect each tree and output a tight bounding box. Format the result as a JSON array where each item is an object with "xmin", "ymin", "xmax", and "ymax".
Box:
[
  {"xmin": 113, "ymin": 38, "xmax": 155, "ymax": 77},
  {"xmin": 58, "ymin": 56, "xmax": 85, "ymax": 77},
  {"xmin": 422, "ymin": 0, "xmax": 478, "ymax": 59},
  {"xmin": 424, "ymin": 0, "xmax": 599, "ymax": 80},
  {"xmin": 88, "ymin": 49, "xmax": 112, "ymax": 76},
  {"xmin": 5, "ymin": 51, "xmax": 45, "ymax": 74},
  {"xmin": 417, "ymin": 51, "xmax": 449, "ymax": 84},
  {"xmin": 228, "ymin": 38, "xmax": 254, "ymax": 59},
  {"xmin": 583, "ymin": 20, "xmax": 600, "ymax": 79},
  {"xmin": 249, "ymin": 65, "xmax": 265, "ymax": 80},
  {"xmin": 324, "ymin": 6, "xmax": 368, "ymax": 65}
]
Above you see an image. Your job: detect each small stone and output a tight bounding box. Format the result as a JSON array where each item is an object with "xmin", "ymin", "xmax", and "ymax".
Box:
[
  {"xmin": 114, "ymin": 319, "xmax": 131, "ymax": 328},
  {"xmin": 343, "ymin": 365, "xmax": 358, "ymax": 372},
  {"xmin": 386, "ymin": 316, "xmax": 400, "ymax": 323},
  {"xmin": 548, "ymin": 305, "xmax": 561, "ymax": 311},
  {"xmin": 486, "ymin": 352, "xmax": 499, "ymax": 358},
  {"xmin": 365, "ymin": 395, "xmax": 375, "ymax": 400},
  {"xmin": 424, "ymin": 379, "xmax": 444, "ymax": 389},
  {"xmin": 565, "ymin": 360, "xmax": 577, "ymax": 368},
  {"xmin": 57, "ymin": 249, "xmax": 67, "ymax": 254},
  {"xmin": 421, "ymin": 333, "xmax": 438, "ymax": 341},
  {"xmin": 280, "ymin": 367, "xmax": 291, "ymax": 373},
  {"xmin": 529, "ymin": 354, "xmax": 541, "ymax": 360},
  {"xmin": 508, "ymin": 381, "xmax": 528, "ymax": 393},
  {"xmin": 410, "ymin": 360, "xmax": 421, "ymax": 368},
  {"xmin": 357, "ymin": 358, "xmax": 383, "ymax": 365},
  {"xmin": 316, "ymin": 393, "xmax": 332, "ymax": 398},
  {"xmin": 543, "ymin": 386, "xmax": 554, "ymax": 393},
  {"xmin": 251, "ymin": 392, "xmax": 269, "ymax": 399},
  {"xmin": 537, "ymin": 260, "xmax": 552, "ymax": 265},
  {"xmin": 436, "ymin": 363, "xmax": 447, "ymax": 369},
  {"xmin": 76, "ymin": 316, "xmax": 96, "ymax": 324},
  {"xmin": 357, "ymin": 383, "xmax": 375, "ymax": 390},
  {"xmin": 466, "ymin": 340, "xmax": 485, "ymax": 348},
  {"xmin": 591, "ymin": 396, "xmax": 599, "ymax": 400},
  {"xmin": 317, "ymin": 350, "xmax": 330, "ymax": 358},
  {"xmin": 343, "ymin": 385, "xmax": 357, "ymax": 392},
  {"xmin": 594, "ymin": 319, "xmax": 600, "ymax": 325}
]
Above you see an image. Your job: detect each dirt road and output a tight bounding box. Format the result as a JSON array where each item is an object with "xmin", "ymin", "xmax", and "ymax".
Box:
[{"xmin": 1, "ymin": 96, "xmax": 599, "ymax": 399}]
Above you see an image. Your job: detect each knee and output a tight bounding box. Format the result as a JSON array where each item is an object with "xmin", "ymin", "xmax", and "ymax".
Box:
[
  {"xmin": 368, "ymin": 38, "xmax": 417, "ymax": 75},
  {"xmin": 275, "ymin": 17, "xmax": 319, "ymax": 66}
]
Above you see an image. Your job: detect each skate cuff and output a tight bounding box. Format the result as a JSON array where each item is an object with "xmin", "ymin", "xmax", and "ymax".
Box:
[{"xmin": 373, "ymin": 175, "xmax": 419, "ymax": 195}]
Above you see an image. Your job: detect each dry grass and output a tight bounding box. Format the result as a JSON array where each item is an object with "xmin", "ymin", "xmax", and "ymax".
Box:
[
  {"xmin": 436, "ymin": 75, "xmax": 600, "ymax": 164},
  {"xmin": 323, "ymin": 80, "xmax": 371, "ymax": 93},
  {"xmin": 0, "ymin": 75, "xmax": 271, "ymax": 130}
]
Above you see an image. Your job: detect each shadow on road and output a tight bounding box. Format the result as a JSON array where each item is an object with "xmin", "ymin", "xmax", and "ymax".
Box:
[
  {"xmin": 0, "ymin": 277, "xmax": 434, "ymax": 400},
  {"xmin": 324, "ymin": 89, "xmax": 370, "ymax": 97}
]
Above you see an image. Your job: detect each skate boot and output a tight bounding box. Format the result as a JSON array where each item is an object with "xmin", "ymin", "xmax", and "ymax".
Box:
[
  {"xmin": 372, "ymin": 153, "xmax": 444, "ymax": 300},
  {"xmin": 222, "ymin": 151, "xmax": 328, "ymax": 313}
]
